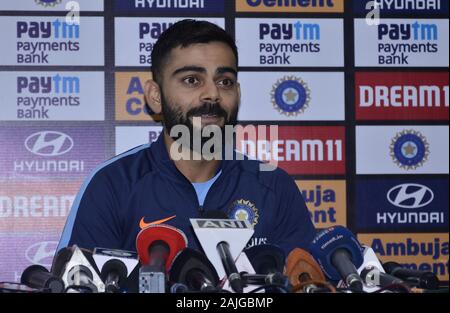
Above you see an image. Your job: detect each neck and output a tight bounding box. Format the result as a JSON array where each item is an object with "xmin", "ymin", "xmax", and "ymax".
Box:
[{"xmin": 163, "ymin": 131, "xmax": 221, "ymax": 183}]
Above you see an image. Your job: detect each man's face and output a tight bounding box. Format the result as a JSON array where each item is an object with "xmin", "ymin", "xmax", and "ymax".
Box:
[{"xmin": 157, "ymin": 41, "xmax": 240, "ymax": 139}]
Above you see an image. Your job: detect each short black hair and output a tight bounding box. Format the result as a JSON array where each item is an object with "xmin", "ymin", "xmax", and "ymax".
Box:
[{"xmin": 151, "ymin": 19, "xmax": 238, "ymax": 84}]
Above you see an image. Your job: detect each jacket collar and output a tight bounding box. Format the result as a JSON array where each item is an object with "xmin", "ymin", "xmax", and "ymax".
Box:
[{"xmin": 149, "ymin": 132, "xmax": 241, "ymax": 184}]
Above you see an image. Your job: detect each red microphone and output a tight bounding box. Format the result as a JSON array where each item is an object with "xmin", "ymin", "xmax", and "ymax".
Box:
[
  {"xmin": 136, "ymin": 224, "xmax": 188, "ymax": 270},
  {"xmin": 135, "ymin": 224, "xmax": 188, "ymax": 293}
]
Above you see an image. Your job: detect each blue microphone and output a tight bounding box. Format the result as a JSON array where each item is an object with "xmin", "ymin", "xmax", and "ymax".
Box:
[{"xmin": 309, "ymin": 226, "xmax": 365, "ymax": 292}]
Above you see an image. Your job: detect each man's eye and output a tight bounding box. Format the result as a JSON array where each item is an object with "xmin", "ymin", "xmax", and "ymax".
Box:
[
  {"xmin": 218, "ymin": 78, "xmax": 235, "ymax": 88},
  {"xmin": 183, "ymin": 76, "xmax": 199, "ymax": 85}
]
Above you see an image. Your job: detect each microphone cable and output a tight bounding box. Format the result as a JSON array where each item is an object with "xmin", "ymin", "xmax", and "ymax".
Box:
[
  {"xmin": 247, "ymin": 284, "xmax": 291, "ymax": 294},
  {"xmin": 370, "ymin": 283, "xmax": 411, "ymax": 294},
  {"xmin": 64, "ymin": 285, "xmax": 95, "ymax": 293},
  {"xmin": 292, "ymin": 279, "xmax": 337, "ymax": 293}
]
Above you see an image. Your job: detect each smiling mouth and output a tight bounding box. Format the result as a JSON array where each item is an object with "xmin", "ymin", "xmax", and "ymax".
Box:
[{"xmin": 191, "ymin": 114, "xmax": 224, "ymax": 124}]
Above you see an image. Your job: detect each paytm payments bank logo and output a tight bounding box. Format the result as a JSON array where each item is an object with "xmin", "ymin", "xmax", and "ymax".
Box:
[
  {"xmin": 356, "ymin": 179, "xmax": 448, "ymax": 232},
  {"xmin": 238, "ymin": 72, "xmax": 344, "ymax": 121},
  {"xmin": 115, "ymin": 18, "xmax": 224, "ymax": 66},
  {"xmin": 355, "ymin": 72, "xmax": 449, "ymax": 121},
  {"xmin": 0, "ymin": 127, "xmax": 105, "ymax": 179},
  {"xmin": 235, "ymin": 18, "xmax": 343, "ymax": 67},
  {"xmin": 355, "ymin": 19, "xmax": 449, "ymax": 67},
  {"xmin": 237, "ymin": 125, "xmax": 345, "ymax": 175},
  {"xmin": 115, "ymin": 72, "xmax": 161, "ymax": 121},
  {"xmin": 114, "ymin": 0, "xmax": 224, "ymax": 13},
  {"xmin": 236, "ymin": 0, "xmax": 343, "ymax": 12},
  {"xmin": 297, "ymin": 180, "xmax": 346, "ymax": 229},
  {"xmin": 354, "ymin": 0, "xmax": 448, "ymax": 15},
  {"xmin": 0, "ymin": 16, "xmax": 104, "ymax": 66},
  {"xmin": 358, "ymin": 233, "xmax": 449, "ymax": 282},
  {"xmin": 0, "ymin": 72, "xmax": 104, "ymax": 121}
]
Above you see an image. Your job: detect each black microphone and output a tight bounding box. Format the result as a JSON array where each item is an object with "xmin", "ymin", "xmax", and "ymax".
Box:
[
  {"xmin": 217, "ymin": 241, "xmax": 244, "ymax": 293},
  {"xmin": 92, "ymin": 248, "xmax": 139, "ymax": 293},
  {"xmin": 360, "ymin": 265, "xmax": 408, "ymax": 292},
  {"xmin": 243, "ymin": 244, "xmax": 289, "ymax": 288},
  {"xmin": 169, "ymin": 248, "xmax": 220, "ymax": 293},
  {"xmin": 309, "ymin": 226, "xmax": 365, "ymax": 292},
  {"xmin": 100, "ymin": 259, "xmax": 128, "ymax": 293},
  {"xmin": 202, "ymin": 210, "xmax": 244, "ymax": 293},
  {"xmin": 21, "ymin": 264, "xmax": 65, "ymax": 293},
  {"xmin": 383, "ymin": 261, "xmax": 440, "ymax": 290}
]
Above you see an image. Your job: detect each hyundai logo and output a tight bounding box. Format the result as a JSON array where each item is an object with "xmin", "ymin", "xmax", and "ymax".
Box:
[
  {"xmin": 387, "ymin": 184, "xmax": 434, "ymax": 209},
  {"xmin": 25, "ymin": 241, "xmax": 58, "ymax": 267},
  {"xmin": 25, "ymin": 131, "xmax": 74, "ymax": 156}
]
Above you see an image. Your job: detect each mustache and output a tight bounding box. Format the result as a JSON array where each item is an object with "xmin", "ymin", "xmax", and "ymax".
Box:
[{"xmin": 186, "ymin": 102, "xmax": 228, "ymax": 120}]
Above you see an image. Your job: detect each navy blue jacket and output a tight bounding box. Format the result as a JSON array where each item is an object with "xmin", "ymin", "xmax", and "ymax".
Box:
[{"xmin": 58, "ymin": 133, "xmax": 316, "ymax": 258}]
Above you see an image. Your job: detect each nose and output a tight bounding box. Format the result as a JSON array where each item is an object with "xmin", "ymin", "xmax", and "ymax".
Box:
[{"xmin": 200, "ymin": 80, "xmax": 221, "ymax": 103}]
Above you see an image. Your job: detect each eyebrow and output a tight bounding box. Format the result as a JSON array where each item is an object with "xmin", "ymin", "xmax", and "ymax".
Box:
[{"xmin": 171, "ymin": 66, "xmax": 237, "ymax": 77}]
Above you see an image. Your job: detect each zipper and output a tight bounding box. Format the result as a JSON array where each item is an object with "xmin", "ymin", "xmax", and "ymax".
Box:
[{"xmin": 198, "ymin": 205, "xmax": 204, "ymax": 216}]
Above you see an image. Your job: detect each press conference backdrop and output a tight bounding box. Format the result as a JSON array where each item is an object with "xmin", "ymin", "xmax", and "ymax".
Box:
[{"xmin": 0, "ymin": 0, "xmax": 448, "ymax": 283}]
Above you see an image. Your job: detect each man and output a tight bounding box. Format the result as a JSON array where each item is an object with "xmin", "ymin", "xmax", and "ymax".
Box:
[{"xmin": 57, "ymin": 19, "xmax": 315, "ymax": 259}]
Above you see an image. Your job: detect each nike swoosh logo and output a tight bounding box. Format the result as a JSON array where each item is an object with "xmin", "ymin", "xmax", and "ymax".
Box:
[{"xmin": 139, "ymin": 215, "xmax": 176, "ymax": 229}]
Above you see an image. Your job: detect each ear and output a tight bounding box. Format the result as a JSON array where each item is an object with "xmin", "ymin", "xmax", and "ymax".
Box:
[
  {"xmin": 144, "ymin": 78, "xmax": 162, "ymax": 114},
  {"xmin": 236, "ymin": 81, "xmax": 241, "ymax": 100}
]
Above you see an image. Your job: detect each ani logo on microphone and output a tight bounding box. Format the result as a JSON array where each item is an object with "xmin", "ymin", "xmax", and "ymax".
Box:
[
  {"xmin": 228, "ymin": 199, "xmax": 259, "ymax": 227},
  {"xmin": 35, "ymin": 0, "xmax": 62, "ymax": 6},
  {"xmin": 389, "ymin": 130, "xmax": 430, "ymax": 170},
  {"xmin": 271, "ymin": 76, "xmax": 311, "ymax": 116}
]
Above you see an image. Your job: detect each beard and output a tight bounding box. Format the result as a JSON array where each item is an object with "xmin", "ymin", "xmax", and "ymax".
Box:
[{"xmin": 160, "ymin": 93, "xmax": 239, "ymax": 154}]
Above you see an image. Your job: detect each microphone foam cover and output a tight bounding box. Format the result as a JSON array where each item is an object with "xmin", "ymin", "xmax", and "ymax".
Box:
[
  {"xmin": 169, "ymin": 248, "xmax": 219, "ymax": 289},
  {"xmin": 101, "ymin": 259, "xmax": 128, "ymax": 282},
  {"xmin": 136, "ymin": 224, "xmax": 188, "ymax": 270},
  {"xmin": 244, "ymin": 244, "xmax": 285, "ymax": 274},
  {"xmin": 285, "ymin": 248, "xmax": 326, "ymax": 287},
  {"xmin": 51, "ymin": 247, "xmax": 74, "ymax": 277},
  {"xmin": 309, "ymin": 226, "xmax": 364, "ymax": 281}
]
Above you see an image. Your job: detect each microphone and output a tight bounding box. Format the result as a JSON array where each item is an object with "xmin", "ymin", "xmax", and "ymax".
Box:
[
  {"xmin": 360, "ymin": 265, "xmax": 409, "ymax": 292},
  {"xmin": 101, "ymin": 260, "xmax": 127, "ymax": 293},
  {"xmin": 309, "ymin": 226, "xmax": 365, "ymax": 292},
  {"xmin": 217, "ymin": 241, "xmax": 244, "ymax": 293},
  {"xmin": 243, "ymin": 244, "xmax": 289, "ymax": 288},
  {"xmin": 201, "ymin": 210, "xmax": 244, "ymax": 293},
  {"xmin": 285, "ymin": 248, "xmax": 334, "ymax": 293},
  {"xmin": 136, "ymin": 224, "xmax": 188, "ymax": 293},
  {"xmin": 51, "ymin": 245, "xmax": 105, "ymax": 293},
  {"xmin": 383, "ymin": 261, "xmax": 440, "ymax": 290},
  {"xmin": 92, "ymin": 248, "xmax": 139, "ymax": 293},
  {"xmin": 21, "ymin": 264, "xmax": 65, "ymax": 293},
  {"xmin": 169, "ymin": 248, "xmax": 220, "ymax": 293}
]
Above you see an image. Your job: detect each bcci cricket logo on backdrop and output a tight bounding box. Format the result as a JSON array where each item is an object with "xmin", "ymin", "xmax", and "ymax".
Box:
[
  {"xmin": 390, "ymin": 129, "xmax": 430, "ymax": 170},
  {"xmin": 271, "ymin": 76, "xmax": 311, "ymax": 116},
  {"xmin": 228, "ymin": 199, "xmax": 259, "ymax": 227}
]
